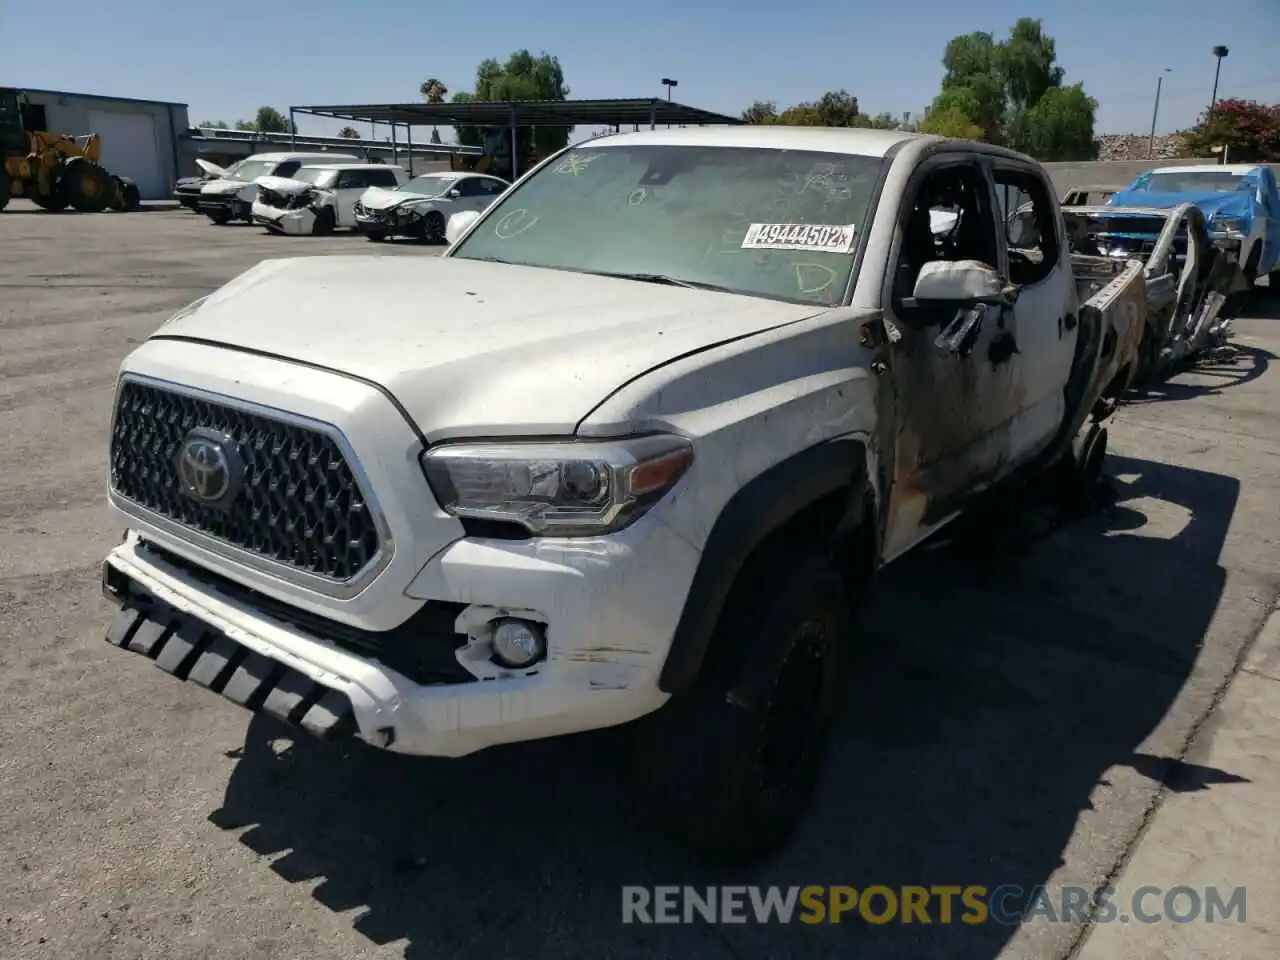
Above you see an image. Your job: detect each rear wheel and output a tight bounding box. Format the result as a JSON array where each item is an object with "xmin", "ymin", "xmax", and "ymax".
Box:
[
  {"xmin": 109, "ymin": 178, "xmax": 141, "ymax": 212},
  {"xmin": 206, "ymin": 209, "xmax": 231, "ymax": 225},
  {"xmin": 61, "ymin": 161, "xmax": 112, "ymax": 212},
  {"xmin": 0, "ymin": 167, "xmax": 11, "ymax": 212},
  {"xmin": 633, "ymin": 550, "xmax": 853, "ymax": 865}
]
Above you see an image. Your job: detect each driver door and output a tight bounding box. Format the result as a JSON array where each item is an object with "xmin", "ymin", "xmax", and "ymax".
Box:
[{"xmin": 880, "ymin": 156, "xmax": 1025, "ymax": 560}]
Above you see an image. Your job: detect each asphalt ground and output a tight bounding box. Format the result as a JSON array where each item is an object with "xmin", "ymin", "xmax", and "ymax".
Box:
[{"xmin": 1, "ymin": 202, "xmax": 1278, "ymax": 959}]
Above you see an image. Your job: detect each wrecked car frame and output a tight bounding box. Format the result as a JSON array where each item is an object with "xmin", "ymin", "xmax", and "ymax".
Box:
[{"xmin": 1061, "ymin": 203, "xmax": 1236, "ymax": 377}]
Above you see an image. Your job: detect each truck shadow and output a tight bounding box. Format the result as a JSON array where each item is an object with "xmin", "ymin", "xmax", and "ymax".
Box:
[
  {"xmin": 211, "ymin": 453, "xmax": 1243, "ymax": 959},
  {"xmin": 1127, "ymin": 343, "xmax": 1273, "ymax": 405}
]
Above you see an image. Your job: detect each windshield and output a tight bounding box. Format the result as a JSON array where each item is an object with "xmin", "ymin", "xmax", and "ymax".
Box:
[
  {"xmin": 227, "ymin": 160, "xmax": 276, "ymax": 182},
  {"xmin": 289, "ymin": 167, "xmax": 338, "ymax": 186},
  {"xmin": 399, "ymin": 175, "xmax": 457, "ymax": 197},
  {"xmin": 449, "ymin": 144, "xmax": 887, "ymax": 306},
  {"xmin": 1142, "ymin": 171, "xmax": 1248, "ymax": 193}
]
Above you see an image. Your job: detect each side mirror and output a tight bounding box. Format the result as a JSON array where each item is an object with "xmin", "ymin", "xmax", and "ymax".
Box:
[
  {"xmin": 912, "ymin": 260, "xmax": 1014, "ymax": 306},
  {"xmin": 445, "ymin": 210, "xmax": 481, "ymax": 245},
  {"xmin": 446, "ymin": 188, "xmax": 461, "ymax": 199}
]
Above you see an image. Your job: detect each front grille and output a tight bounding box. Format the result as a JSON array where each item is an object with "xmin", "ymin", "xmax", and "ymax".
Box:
[
  {"xmin": 258, "ymin": 187, "xmax": 312, "ymax": 210},
  {"xmin": 110, "ymin": 380, "xmax": 382, "ymax": 583},
  {"xmin": 135, "ymin": 541, "xmax": 475, "ymax": 686}
]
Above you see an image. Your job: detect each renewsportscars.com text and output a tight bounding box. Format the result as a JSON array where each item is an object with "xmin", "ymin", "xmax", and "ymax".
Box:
[{"xmin": 621, "ymin": 885, "xmax": 1247, "ymax": 926}]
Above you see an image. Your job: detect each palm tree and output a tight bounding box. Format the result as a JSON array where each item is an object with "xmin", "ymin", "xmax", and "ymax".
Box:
[{"xmin": 420, "ymin": 78, "xmax": 448, "ymax": 141}]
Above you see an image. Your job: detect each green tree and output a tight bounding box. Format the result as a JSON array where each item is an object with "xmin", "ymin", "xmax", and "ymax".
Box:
[
  {"xmin": 920, "ymin": 108, "xmax": 985, "ymax": 140},
  {"xmin": 447, "ymin": 52, "xmax": 570, "ymax": 161},
  {"xmin": 773, "ymin": 90, "xmax": 862, "ymax": 126},
  {"xmin": 199, "ymin": 120, "xmax": 229, "ymax": 129},
  {"xmin": 741, "ymin": 101, "xmax": 777, "ymax": 124},
  {"xmin": 234, "ymin": 120, "xmax": 256, "ymax": 131},
  {"xmin": 337, "ymin": 126, "xmax": 360, "ymax": 139},
  {"xmin": 1181, "ymin": 99, "xmax": 1280, "ymax": 161},
  {"xmin": 924, "ymin": 18, "xmax": 1095, "ymax": 160},
  {"xmin": 1009, "ymin": 84, "xmax": 1098, "ymax": 160},
  {"xmin": 253, "ymin": 106, "xmax": 295, "ymax": 134}
]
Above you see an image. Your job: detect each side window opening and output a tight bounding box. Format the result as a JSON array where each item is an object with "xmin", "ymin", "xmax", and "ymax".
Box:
[
  {"xmin": 274, "ymin": 160, "xmax": 301, "ymax": 178},
  {"xmin": 894, "ymin": 163, "xmax": 998, "ymax": 301},
  {"xmin": 993, "ymin": 168, "xmax": 1059, "ymax": 286},
  {"xmin": 368, "ymin": 169, "xmax": 398, "ymax": 188},
  {"xmin": 335, "ymin": 170, "xmax": 366, "ymax": 190}
]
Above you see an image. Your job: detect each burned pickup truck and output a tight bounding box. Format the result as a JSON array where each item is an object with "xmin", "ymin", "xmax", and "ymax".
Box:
[
  {"xmin": 101, "ymin": 129, "xmax": 1146, "ymax": 864},
  {"xmin": 1058, "ymin": 203, "xmax": 1236, "ymax": 378}
]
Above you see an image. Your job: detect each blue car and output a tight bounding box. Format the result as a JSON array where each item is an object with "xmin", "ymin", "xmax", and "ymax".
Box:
[{"xmin": 1108, "ymin": 163, "xmax": 1280, "ymax": 290}]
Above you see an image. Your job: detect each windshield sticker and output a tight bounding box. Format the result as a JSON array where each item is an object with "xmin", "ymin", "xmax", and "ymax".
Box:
[
  {"xmin": 493, "ymin": 208, "xmax": 539, "ymax": 239},
  {"xmin": 554, "ymin": 154, "xmax": 599, "ymax": 176},
  {"xmin": 628, "ymin": 187, "xmax": 647, "ymax": 206},
  {"xmin": 741, "ymin": 223, "xmax": 856, "ymax": 253}
]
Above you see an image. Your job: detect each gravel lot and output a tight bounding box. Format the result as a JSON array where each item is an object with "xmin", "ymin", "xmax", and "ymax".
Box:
[{"xmin": 1, "ymin": 206, "xmax": 1278, "ymax": 960}]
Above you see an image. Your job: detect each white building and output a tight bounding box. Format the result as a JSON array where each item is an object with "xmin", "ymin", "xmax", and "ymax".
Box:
[{"xmin": 21, "ymin": 88, "xmax": 190, "ymax": 200}]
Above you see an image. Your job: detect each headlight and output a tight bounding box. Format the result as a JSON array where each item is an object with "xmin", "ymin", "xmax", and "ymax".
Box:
[
  {"xmin": 421, "ymin": 435, "xmax": 694, "ymax": 536},
  {"xmin": 160, "ymin": 295, "xmax": 209, "ymax": 328},
  {"xmin": 1212, "ymin": 217, "xmax": 1246, "ymax": 235}
]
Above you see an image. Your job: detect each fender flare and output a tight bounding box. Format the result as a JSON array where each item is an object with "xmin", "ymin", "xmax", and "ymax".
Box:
[{"xmin": 658, "ymin": 437, "xmax": 871, "ymax": 696}]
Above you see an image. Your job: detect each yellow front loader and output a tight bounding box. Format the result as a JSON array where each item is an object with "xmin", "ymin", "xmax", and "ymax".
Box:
[{"xmin": 0, "ymin": 87, "xmax": 141, "ymax": 213}]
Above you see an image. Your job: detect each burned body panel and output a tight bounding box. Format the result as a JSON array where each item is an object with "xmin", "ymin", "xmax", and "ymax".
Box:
[{"xmin": 1062, "ymin": 203, "xmax": 1235, "ymax": 375}]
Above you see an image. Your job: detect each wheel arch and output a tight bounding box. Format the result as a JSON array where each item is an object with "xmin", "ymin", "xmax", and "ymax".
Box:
[{"xmin": 658, "ymin": 437, "xmax": 877, "ymax": 696}]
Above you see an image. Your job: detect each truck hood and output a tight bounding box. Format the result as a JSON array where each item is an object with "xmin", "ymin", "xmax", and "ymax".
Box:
[
  {"xmin": 195, "ymin": 158, "xmax": 229, "ymax": 177},
  {"xmin": 254, "ymin": 175, "xmax": 325, "ymax": 197},
  {"xmin": 157, "ymin": 256, "xmax": 824, "ymax": 438},
  {"xmin": 1109, "ymin": 188, "xmax": 1254, "ymax": 223},
  {"xmin": 200, "ymin": 178, "xmax": 252, "ymax": 196}
]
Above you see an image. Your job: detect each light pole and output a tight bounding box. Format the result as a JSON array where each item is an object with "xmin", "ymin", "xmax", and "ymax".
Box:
[
  {"xmin": 660, "ymin": 78, "xmax": 678, "ymax": 129},
  {"xmin": 1147, "ymin": 68, "xmax": 1171, "ymax": 159},
  {"xmin": 1209, "ymin": 45, "xmax": 1229, "ymax": 117}
]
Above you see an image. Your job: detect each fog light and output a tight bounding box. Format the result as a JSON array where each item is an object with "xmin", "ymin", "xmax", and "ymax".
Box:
[{"xmin": 491, "ymin": 618, "xmax": 547, "ymax": 669}]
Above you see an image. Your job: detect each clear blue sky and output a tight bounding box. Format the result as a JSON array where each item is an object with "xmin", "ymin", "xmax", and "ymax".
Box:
[{"xmin": 4, "ymin": 0, "xmax": 1279, "ymax": 143}]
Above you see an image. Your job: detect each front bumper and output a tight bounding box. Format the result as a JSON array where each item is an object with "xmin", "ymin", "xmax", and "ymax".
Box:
[
  {"xmin": 251, "ymin": 200, "xmax": 314, "ymax": 235},
  {"xmin": 354, "ymin": 208, "xmax": 421, "ymax": 236},
  {"xmin": 199, "ymin": 193, "xmax": 249, "ymax": 220},
  {"xmin": 102, "ymin": 500, "xmax": 696, "ymax": 757}
]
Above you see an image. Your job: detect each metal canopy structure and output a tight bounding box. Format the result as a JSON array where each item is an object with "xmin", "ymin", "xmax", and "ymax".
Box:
[
  {"xmin": 292, "ymin": 97, "xmax": 742, "ymax": 129},
  {"xmin": 289, "ymin": 98, "xmax": 743, "ymax": 178}
]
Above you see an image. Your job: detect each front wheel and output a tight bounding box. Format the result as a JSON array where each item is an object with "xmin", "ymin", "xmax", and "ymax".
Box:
[
  {"xmin": 206, "ymin": 209, "xmax": 231, "ymax": 225},
  {"xmin": 364, "ymin": 229, "xmax": 386, "ymax": 243},
  {"xmin": 423, "ymin": 211, "xmax": 446, "ymax": 243},
  {"xmin": 633, "ymin": 550, "xmax": 853, "ymax": 865},
  {"xmin": 311, "ymin": 206, "xmax": 336, "ymax": 236},
  {"xmin": 61, "ymin": 161, "xmax": 112, "ymax": 212}
]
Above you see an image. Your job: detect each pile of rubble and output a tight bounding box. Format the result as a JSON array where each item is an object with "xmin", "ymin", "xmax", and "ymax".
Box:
[{"xmin": 1094, "ymin": 133, "xmax": 1189, "ymax": 161}]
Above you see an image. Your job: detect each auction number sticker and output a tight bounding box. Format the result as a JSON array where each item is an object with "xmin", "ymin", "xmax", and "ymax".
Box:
[{"xmin": 741, "ymin": 223, "xmax": 856, "ymax": 253}]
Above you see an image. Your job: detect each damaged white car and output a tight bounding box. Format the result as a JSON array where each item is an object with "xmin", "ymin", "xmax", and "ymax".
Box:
[
  {"xmin": 353, "ymin": 171, "xmax": 508, "ymax": 243},
  {"xmin": 198, "ymin": 151, "xmax": 362, "ymax": 225},
  {"xmin": 251, "ymin": 163, "xmax": 408, "ymax": 236}
]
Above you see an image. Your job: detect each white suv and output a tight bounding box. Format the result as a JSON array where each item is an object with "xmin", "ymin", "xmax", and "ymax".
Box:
[
  {"xmin": 251, "ymin": 163, "xmax": 408, "ymax": 235},
  {"xmin": 102, "ymin": 127, "xmax": 1138, "ymax": 863}
]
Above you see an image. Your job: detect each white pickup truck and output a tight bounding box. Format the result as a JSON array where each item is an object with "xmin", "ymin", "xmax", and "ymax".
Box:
[{"xmin": 101, "ymin": 127, "xmax": 1144, "ymax": 864}]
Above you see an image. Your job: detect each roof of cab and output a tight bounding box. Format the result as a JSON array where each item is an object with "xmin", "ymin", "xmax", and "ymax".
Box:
[
  {"xmin": 1148, "ymin": 163, "xmax": 1261, "ymax": 174},
  {"xmin": 296, "ymin": 163, "xmax": 405, "ymax": 171},
  {"xmin": 579, "ymin": 125, "xmax": 931, "ymax": 159},
  {"xmin": 244, "ymin": 151, "xmax": 362, "ymax": 161}
]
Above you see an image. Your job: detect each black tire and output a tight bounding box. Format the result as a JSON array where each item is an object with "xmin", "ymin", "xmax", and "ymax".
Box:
[
  {"xmin": 206, "ymin": 209, "xmax": 231, "ymax": 225},
  {"xmin": 364, "ymin": 229, "xmax": 387, "ymax": 243},
  {"xmin": 60, "ymin": 161, "xmax": 112, "ymax": 212},
  {"xmin": 633, "ymin": 550, "xmax": 854, "ymax": 865},
  {"xmin": 0, "ymin": 167, "xmax": 12, "ymax": 212},
  {"xmin": 116, "ymin": 180, "xmax": 141, "ymax": 212},
  {"xmin": 423, "ymin": 211, "xmax": 446, "ymax": 243},
  {"xmin": 312, "ymin": 206, "xmax": 336, "ymax": 236},
  {"xmin": 32, "ymin": 186, "xmax": 69, "ymax": 212}
]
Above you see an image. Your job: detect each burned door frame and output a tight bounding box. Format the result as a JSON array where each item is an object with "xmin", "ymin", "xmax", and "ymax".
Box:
[
  {"xmin": 985, "ymin": 159, "xmax": 1078, "ymax": 469},
  {"xmin": 876, "ymin": 152, "xmax": 1027, "ymax": 561}
]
